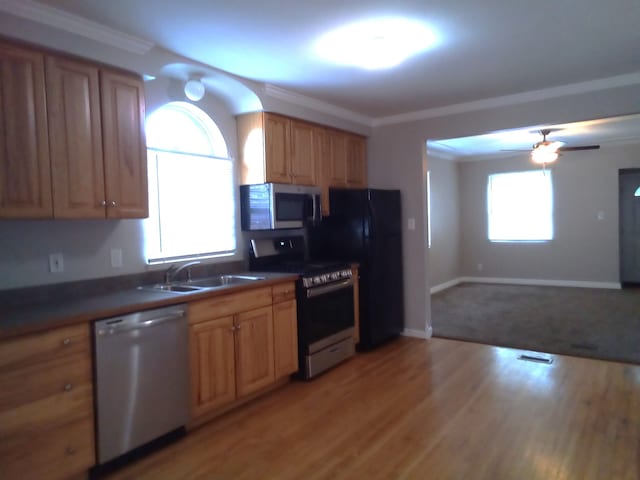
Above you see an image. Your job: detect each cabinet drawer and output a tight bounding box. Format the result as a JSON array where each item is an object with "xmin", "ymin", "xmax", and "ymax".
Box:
[
  {"xmin": 271, "ymin": 282, "xmax": 296, "ymax": 303},
  {"xmin": 0, "ymin": 323, "xmax": 89, "ymax": 371},
  {"xmin": 0, "ymin": 416, "xmax": 94, "ymax": 480},
  {"xmin": 0, "ymin": 382, "xmax": 93, "ymax": 439},
  {"xmin": 189, "ymin": 287, "xmax": 272, "ymax": 324},
  {"xmin": 0, "ymin": 352, "xmax": 91, "ymax": 412}
]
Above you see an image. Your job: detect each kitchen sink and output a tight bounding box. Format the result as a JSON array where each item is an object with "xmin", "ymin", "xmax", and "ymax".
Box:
[
  {"xmin": 186, "ymin": 274, "xmax": 266, "ymax": 288},
  {"xmin": 138, "ymin": 274, "xmax": 266, "ymax": 294},
  {"xmin": 138, "ymin": 284, "xmax": 204, "ymax": 293}
]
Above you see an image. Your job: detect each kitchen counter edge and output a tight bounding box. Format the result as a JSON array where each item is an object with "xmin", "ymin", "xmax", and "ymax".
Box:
[{"xmin": 0, "ymin": 273, "xmax": 299, "ymax": 340}]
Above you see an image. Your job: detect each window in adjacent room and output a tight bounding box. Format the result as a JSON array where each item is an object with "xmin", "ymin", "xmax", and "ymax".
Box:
[
  {"xmin": 144, "ymin": 101, "xmax": 236, "ymax": 263},
  {"xmin": 487, "ymin": 170, "xmax": 553, "ymax": 242}
]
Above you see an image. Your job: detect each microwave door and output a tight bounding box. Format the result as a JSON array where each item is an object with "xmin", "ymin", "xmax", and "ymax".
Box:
[{"xmin": 274, "ymin": 192, "xmax": 305, "ymax": 229}]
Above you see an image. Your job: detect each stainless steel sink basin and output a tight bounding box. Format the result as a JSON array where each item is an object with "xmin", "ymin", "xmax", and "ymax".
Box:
[
  {"xmin": 186, "ymin": 274, "xmax": 266, "ymax": 288},
  {"xmin": 138, "ymin": 284, "xmax": 204, "ymax": 293},
  {"xmin": 138, "ymin": 274, "xmax": 266, "ymax": 294}
]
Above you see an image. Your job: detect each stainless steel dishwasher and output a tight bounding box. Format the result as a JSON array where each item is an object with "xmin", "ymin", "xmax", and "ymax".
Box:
[{"xmin": 94, "ymin": 303, "xmax": 190, "ymax": 464}]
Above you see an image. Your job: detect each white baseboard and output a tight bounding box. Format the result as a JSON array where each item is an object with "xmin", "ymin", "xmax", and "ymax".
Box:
[
  {"xmin": 459, "ymin": 276, "xmax": 621, "ymax": 290},
  {"xmin": 402, "ymin": 328, "xmax": 430, "ymax": 339},
  {"xmin": 430, "ymin": 278, "xmax": 462, "ymax": 294}
]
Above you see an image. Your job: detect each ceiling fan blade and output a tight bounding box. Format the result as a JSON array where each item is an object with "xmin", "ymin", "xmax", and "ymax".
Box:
[{"xmin": 558, "ymin": 145, "xmax": 600, "ymax": 151}]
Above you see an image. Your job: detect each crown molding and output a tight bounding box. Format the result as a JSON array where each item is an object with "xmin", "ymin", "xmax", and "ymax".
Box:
[
  {"xmin": 263, "ymin": 84, "xmax": 373, "ymax": 127},
  {"xmin": 372, "ymin": 71, "xmax": 640, "ymax": 127},
  {"xmin": 0, "ymin": 0, "xmax": 154, "ymax": 55}
]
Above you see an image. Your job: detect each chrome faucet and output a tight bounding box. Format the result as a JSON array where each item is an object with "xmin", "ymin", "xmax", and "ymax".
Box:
[{"xmin": 164, "ymin": 261, "xmax": 200, "ymax": 284}]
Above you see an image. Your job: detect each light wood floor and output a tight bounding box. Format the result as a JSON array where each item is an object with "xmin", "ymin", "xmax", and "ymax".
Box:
[{"xmin": 103, "ymin": 337, "xmax": 640, "ymax": 480}]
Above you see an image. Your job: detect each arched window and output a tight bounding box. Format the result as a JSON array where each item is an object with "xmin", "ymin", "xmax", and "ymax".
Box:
[{"xmin": 145, "ymin": 102, "xmax": 235, "ymax": 263}]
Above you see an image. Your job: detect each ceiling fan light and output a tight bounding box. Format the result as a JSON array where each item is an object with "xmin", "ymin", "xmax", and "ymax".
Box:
[{"xmin": 531, "ymin": 148, "xmax": 558, "ymax": 164}]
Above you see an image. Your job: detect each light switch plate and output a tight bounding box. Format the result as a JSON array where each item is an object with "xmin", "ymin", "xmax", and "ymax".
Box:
[
  {"xmin": 111, "ymin": 248, "xmax": 123, "ymax": 268},
  {"xmin": 49, "ymin": 253, "xmax": 64, "ymax": 273},
  {"xmin": 408, "ymin": 218, "xmax": 416, "ymax": 230}
]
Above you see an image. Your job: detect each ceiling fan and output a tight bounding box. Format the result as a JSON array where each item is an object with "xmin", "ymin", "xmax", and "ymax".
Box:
[{"xmin": 504, "ymin": 129, "xmax": 600, "ymax": 165}]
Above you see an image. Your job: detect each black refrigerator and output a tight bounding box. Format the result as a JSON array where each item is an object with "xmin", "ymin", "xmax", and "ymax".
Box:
[{"xmin": 310, "ymin": 188, "xmax": 404, "ymax": 350}]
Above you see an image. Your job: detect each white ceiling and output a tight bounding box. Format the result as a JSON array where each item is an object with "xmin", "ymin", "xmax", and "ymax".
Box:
[
  {"xmin": 5, "ymin": 0, "xmax": 639, "ymax": 155},
  {"xmin": 33, "ymin": 0, "xmax": 640, "ymax": 120},
  {"xmin": 429, "ymin": 114, "xmax": 640, "ymax": 160}
]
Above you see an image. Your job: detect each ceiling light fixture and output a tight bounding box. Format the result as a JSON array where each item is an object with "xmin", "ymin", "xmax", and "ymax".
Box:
[
  {"xmin": 314, "ymin": 17, "xmax": 438, "ymax": 70},
  {"xmin": 184, "ymin": 78, "xmax": 205, "ymax": 101},
  {"xmin": 531, "ymin": 144, "xmax": 560, "ymax": 165}
]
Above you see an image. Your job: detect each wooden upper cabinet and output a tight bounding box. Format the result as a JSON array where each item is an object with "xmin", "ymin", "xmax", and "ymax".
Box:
[
  {"xmin": 327, "ymin": 130, "xmax": 348, "ymax": 187},
  {"xmin": 290, "ymin": 120, "xmax": 316, "ymax": 185},
  {"xmin": 100, "ymin": 70, "xmax": 148, "ymax": 219},
  {"xmin": 238, "ymin": 112, "xmax": 317, "ymax": 186},
  {"xmin": 346, "ymin": 134, "xmax": 367, "ymax": 187},
  {"xmin": 0, "ymin": 39, "xmax": 148, "ymax": 219},
  {"xmin": 264, "ymin": 113, "xmax": 290, "ymax": 184},
  {"xmin": 46, "ymin": 56, "xmax": 105, "ymax": 218},
  {"xmin": 0, "ymin": 42, "xmax": 52, "ymax": 218}
]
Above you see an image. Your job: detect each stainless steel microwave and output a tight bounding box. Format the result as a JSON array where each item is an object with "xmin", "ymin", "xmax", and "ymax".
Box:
[{"xmin": 240, "ymin": 183, "xmax": 322, "ymax": 230}]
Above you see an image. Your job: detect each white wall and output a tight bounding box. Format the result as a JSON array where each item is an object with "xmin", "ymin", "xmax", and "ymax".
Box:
[
  {"xmin": 368, "ymin": 83, "xmax": 640, "ymax": 334},
  {"xmin": 426, "ymin": 154, "xmax": 460, "ymax": 289},
  {"xmin": 458, "ymin": 143, "xmax": 640, "ymax": 283}
]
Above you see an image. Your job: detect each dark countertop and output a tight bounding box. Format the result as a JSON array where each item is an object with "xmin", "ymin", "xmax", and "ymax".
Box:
[{"xmin": 0, "ymin": 272, "xmax": 298, "ymax": 340}]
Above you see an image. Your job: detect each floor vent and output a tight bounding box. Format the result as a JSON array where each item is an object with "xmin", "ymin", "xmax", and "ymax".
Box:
[
  {"xmin": 518, "ymin": 353, "xmax": 553, "ymax": 364},
  {"xmin": 570, "ymin": 343, "xmax": 598, "ymax": 351}
]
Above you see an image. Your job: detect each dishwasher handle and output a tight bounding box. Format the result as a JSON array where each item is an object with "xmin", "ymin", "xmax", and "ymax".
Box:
[{"xmin": 97, "ymin": 312, "xmax": 184, "ymax": 336}]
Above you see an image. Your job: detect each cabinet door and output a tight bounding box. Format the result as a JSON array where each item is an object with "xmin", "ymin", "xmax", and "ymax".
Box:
[
  {"xmin": 46, "ymin": 56, "xmax": 105, "ymax": 218},
  {"xmin": 327, "ymin": 130, "xmax": 348, "ymax": 187},
  {"xmin": 313, "ymin": 127, "xmax": 331, "ymax": 215},
  {"xmin": 100, "ymin": 70, "xmax": 148, "ymax": 218},
  {"xmin": 0, "ymin": 42, "xmax": 52, "ymax": 218},
  {"xmin": 264, "ymin": 113, "xmax": 291, "ymax": 184},
  {"xmin": 235, "ymin": 306, "xmax": 275, "ymax": 397},
  {"xmin": 290, "ymin": 120, "xmax": 316, "ymax": 185},
  {"xmin": 346, "ymin": 135, "xmax": 367, "ymax": 187},
  {"xmin": 273, "ymin": 299, "xmax": 299, "ymax": 378},
  {"xmin": 190, "ymin": 316, "xmax": 237, "ymax": 418}
]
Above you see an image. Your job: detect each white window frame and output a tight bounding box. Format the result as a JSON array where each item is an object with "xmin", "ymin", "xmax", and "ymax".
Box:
[
  {"xmin": 144, "ymin": 102, "xmax": 237, "ymax": 264},
  {"xmin": 487, "ymin": 170, "xmax": 554, "ymax": 243}
]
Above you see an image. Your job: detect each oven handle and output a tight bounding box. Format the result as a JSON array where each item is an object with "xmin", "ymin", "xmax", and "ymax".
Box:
[{"xmin": 306, "ymin": 278, "xmax": 354, "ymax": 298}]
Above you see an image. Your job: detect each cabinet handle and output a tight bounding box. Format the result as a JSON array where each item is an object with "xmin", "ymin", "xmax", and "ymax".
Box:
[
  {"xmin": 110, "ymin": 201, "xmax": 117, "ymax": 207},
  {"xmin": 63, "ymin": 383, "xmax": 73, "ymax": 392},
  {"xmin": 101, "ymin": 200, "xmax": 107, "ymax": 206},
  {"xmin": 66, "ymin": 446, "xmax": 76, "ymax": 455},
  {"xmin": 228, "ymin": 327, "xmax": 235, "ymax": 332},
  {"xmin": 62, "ymin": 338, "xmax": 71, "ymax": 346}
]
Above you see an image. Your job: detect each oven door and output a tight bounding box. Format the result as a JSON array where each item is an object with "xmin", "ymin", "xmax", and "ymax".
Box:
[{"xmin": 298, "ymin": 279, "xmax": 355, "ymax": 354}]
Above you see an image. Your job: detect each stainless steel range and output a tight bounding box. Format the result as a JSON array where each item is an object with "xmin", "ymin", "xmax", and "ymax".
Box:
[{"xmin": 249, "ymin": 236, "xmax": 355, "ymax": 379}]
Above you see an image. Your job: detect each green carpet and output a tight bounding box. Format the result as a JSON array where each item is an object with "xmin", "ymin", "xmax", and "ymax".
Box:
[{"xmin": 431, "ymin": 282, "xmax": 640, "ymax": 364}]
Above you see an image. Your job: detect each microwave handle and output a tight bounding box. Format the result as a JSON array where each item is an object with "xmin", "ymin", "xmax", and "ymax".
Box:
[{"xmin": 312, "ymin": 194, "xmax": 321, "ymax": 223}]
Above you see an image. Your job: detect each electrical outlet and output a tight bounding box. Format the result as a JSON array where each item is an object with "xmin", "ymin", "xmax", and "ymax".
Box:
[
  {"xmin": 111, "ymin": 248, "xmax": 123, "ymax": 268},
  {"xmin": 407, "ymin": 218, "xmax": 416, "ymax": 230},
  {"xmin": 49, "ymin": 253, "xmax": 64, "ymax": 273},
  {"xmin": 477, "ymin": 263, "xmax": 483, "ymax": 272}
]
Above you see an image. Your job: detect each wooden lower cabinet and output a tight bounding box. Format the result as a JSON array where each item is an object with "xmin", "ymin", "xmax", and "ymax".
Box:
[
  {"xmin": 235, "ymin": 306, "xmax": 275, "ymax": 397},
  {"xmin": 0, "ymin": 324, "xmax": 94, "ymax": 480},
  {"xmin": 189, "ymin": 282, "xmax": 297, "ymax": 422},
  {"xmin": 189, "ymin": 315, "xmax": 237, "ymax": 418},
  {"xmin": 273, "ymin": 299, "xmax": 299, "ymax": 379}
]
